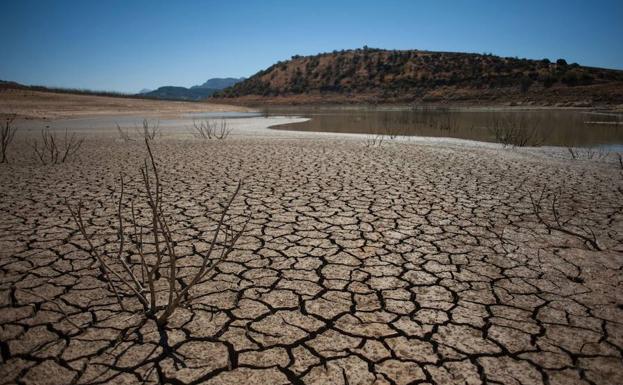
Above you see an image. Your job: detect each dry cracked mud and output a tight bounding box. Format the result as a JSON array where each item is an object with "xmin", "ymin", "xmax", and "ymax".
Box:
[{"xmin": 1, "ymin": 125, "xmax": 623, "ymax": 385}]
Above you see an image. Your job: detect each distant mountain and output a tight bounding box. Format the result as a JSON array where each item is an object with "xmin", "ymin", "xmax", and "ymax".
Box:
[
  {"xmin": 192, "ymin": 77, "xmax": 246, "ymax": 90},
  {"xmin": 140, "ymin": 77, "xmax": 245, "ymax": 101},
  {"xmin": 141, "ymin": 86, "xmax": 218, "ymax": 101},
  {"xmin": 213, "ymin": 48, "xmax": 623, "ymax": 105},
  {"xmin": 138, "ymin": 88, "xmax": 153, "ymax": 94}
]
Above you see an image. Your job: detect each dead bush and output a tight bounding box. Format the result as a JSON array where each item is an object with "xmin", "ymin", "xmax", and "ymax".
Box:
[
  {"xmin": 137, "ymin": 119, "xmax": 161, "ymax": 140},
  {"xmin": 66, "ymin": 139, "xmax": 247, "ymax": 325},
  {"xmin": 31, "ymin": 128, "xmax": 84, "ymax": 165},
  {"xmin": 191, "ymin": 119, "xmax": 232, "ymax": 140},
  {"xmin": 489, "ymin": 114, "xmax": 544, "ymax": 147},
  {"xmin": 1, "ymin": 114, "xmax": 18, "ymax": 163},
  {"xmin": 364, "ymin": 134, "xmax": 385, "ymax": 147}
]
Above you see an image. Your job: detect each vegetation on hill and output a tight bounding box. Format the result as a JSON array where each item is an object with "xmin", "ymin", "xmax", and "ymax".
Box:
[
  {"xmin": 214, "ymin": 48, "xmax": 623, "ymax": 105},
  {"xmin": 191, "ymin": 77, "xmax": 246, "ymax": 90}
]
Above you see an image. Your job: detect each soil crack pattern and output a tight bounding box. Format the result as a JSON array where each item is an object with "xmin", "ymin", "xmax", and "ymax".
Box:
[{"xmin": 1, "ymin": 135, "xmax": 622, "ymax": 385}]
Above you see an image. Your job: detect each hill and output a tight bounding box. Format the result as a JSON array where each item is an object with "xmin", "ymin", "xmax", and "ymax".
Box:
[
  {"xmin": 142, "ymin": 77, "xmax": 246, "ymax": 101},
  {"xmin": 191, "ymin": 77, "xmax": 246, "ymax": 90},
  {"xmin": 213, "ymin": 48, "xmax": 623, "ymax": 106},
  {"xmin": 0, "ymin": 78, "xmax": 246, "ymax": 102},
  {"xmin": 141, "ymin": 86, "xmax": 219, "ymax": 100}
]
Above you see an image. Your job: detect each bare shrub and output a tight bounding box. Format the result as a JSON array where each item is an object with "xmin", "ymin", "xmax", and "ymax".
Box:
[
  {"xmin": 1, "ymin": 114, "xmax": 18, "ymax": 163},
  {"xmin": 191, "ymin": 119, "xmax": 214, "ymax": 139},
  {"xmin": 567, "ymin": 146, "xmax": 609, "ymax": 161},
  {"xmin": 529, "ymin": 186, "xmax": 602, "ymax": 251},
  {"xmin": 31, "ymin": 128, "xmax": 84, "ymax": 165},
  {"xmin": 66, "ymin": 139, "xmax": 247, "ymax": 326},
  {"xmin": 489, "ymin": 114, "xmax": 544, "ymax": 147},
  {"xmin": 191, "ymin": 119, "xmax": 232, "ymax": 140},
  {"xmin": 617, "ymin": 153, "xmax": 623, "ymax": 169},
  {"xmin": 137, "ymin": 119, "xmax": 161, "ymax": 140},
  {"xmin": 214, "ymin": 119, "xmax": 232, "ymax": 139},
  {"xmin": 364, "ymin": 134, "xmax": 385, "ymax": 147}
]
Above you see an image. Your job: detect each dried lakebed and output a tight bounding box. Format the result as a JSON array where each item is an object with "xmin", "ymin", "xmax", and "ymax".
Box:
[{"xmin": 1, "ymin": 116, "xmax": 622, "ymax": 385}]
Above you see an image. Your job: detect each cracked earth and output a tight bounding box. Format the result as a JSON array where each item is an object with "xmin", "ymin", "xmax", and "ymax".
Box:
[{"xmin": 1, "ymin": 123, "xmax": 623, "ymax": 385}]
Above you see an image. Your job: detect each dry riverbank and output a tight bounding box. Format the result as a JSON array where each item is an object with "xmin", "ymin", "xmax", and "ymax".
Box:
[
  {"xmin": 0, "ymin": 89, "xmax": 252, "ymax": 120},
  {"xmin": 1, "ymin": 113, "xmax": 622, "ymax": 385}
]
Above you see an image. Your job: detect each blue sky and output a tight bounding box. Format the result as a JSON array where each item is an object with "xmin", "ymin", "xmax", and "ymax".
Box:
[{"xmin": 1, "ymin": 0, "xmax": 622, "ymax": 93}]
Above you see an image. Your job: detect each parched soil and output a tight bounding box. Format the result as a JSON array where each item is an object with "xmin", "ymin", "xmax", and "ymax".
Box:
[
  {"xmin": 0, "ymin": 89, "xmax": 251, "ymax": 120},
  {"xmin": 1, "ymin": 124, "xmax": 622, "ymax": 385}
]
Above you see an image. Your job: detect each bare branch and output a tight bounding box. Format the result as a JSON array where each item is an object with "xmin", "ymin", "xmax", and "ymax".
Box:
[
  {"xmin": 1, "ymin": 114, "xmax": 18, "ymax": 163},
  {"xmin": 68, "ymin": 138, "xmax": 246, "ymax": 325}
]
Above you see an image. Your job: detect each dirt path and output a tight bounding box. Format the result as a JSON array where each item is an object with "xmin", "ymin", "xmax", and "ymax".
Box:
[{"xmin": 1, "ymin": 121, "xmax": 622, "ymax": 384}]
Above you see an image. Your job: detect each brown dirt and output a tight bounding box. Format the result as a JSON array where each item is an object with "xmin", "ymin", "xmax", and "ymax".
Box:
[
  {"xmin": 1, "ymin": 120, "xmax": 622, "ymax": 384},
  {"xmin": 214, "ymin": 82, "xmax": 623, "ymax": 108},
  {"xmin": 0, "ymin": 89, "xmax": 252, "ymax": 120}
]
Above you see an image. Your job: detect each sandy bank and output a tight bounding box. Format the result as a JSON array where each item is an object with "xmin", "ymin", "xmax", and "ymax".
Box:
[{"xmin": 0, "ymin": 89, "xmax": 253, "ymax": 120}]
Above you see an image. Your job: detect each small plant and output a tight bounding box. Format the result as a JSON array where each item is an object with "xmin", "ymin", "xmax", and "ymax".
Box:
[
  {"xmin": 214, "ymin": 119, "xmax": 232, "ymax": 140},
  {"xmin": 137, "ymin": 119, "xmax": 161, "ymax": 140},
  {"xmin": 1, "ymin": 114, "xmax": 18, "ymax": 163},
  {"xmin": 191, "ymin": 119, "xmax": 232, "ymax": 140},
  {"xmin": 567, "ymin": 146, "xmax": 609, "ymax": 161},
  {"xmin": 191, "ymin": 119, "xmax": 214, "ymax": 139},
  {"xmin": 66, "ymin": 139, "xmax": 247, "ymax": 326},
  {"xmin": 31, "ymin": 128, "xmax": 84, "ymax": 165},
  {"xmin": 364, "ymin": 133, "xmax": 385, "ymax": 147},
  {"xmin": 489, "ymin": 114, "xmax": 544, "ymax": 148}
]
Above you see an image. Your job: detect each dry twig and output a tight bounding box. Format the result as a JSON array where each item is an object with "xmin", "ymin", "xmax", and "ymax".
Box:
[
  {"xmin": 137, "ymin": 119, "xmax": 161, "ymax": 140},
  {"xmin": 31, "ymin": 128, "xmax": 84, "ymax": 165},
  {"xmin": 1, "ymin": 114, "xmax": 18, "ymax": 163},
  {"xmin": 364, "ymin": 134, "xmax": 385, "ymax": 147}
]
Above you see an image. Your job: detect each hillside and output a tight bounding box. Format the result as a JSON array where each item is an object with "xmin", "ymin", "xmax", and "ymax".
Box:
[{"xmin": 213, "ymin": 48, "xmax": 623, "ymax": 105}]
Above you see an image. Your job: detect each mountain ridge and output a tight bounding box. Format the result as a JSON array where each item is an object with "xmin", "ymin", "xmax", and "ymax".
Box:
[
  {"xmin": 141, "ymin": 77, "xmax": 245, "ymax": 100},
  {"xmin": 191, "ymin": 77, "xmax": 246, "ymax": 90}
]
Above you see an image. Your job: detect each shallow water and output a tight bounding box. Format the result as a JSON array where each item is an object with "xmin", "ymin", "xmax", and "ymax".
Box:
[{"xmin": 266, "ymin": 106, "xmax": 623, "ymax": 147}]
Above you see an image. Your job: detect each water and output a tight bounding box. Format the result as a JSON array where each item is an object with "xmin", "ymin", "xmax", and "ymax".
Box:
[
  {"xmin": 183, "ymin": 112, "xmax": 263, "ymax": 119},
  {"xmin": 266, "ymin": 106, "xmax": 623, "ymax": 147}
]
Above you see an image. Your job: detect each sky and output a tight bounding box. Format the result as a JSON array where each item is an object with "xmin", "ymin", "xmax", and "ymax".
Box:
[{"xmin": 1, "ymin": 0, "xmax": 622, "ymax": 93}]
